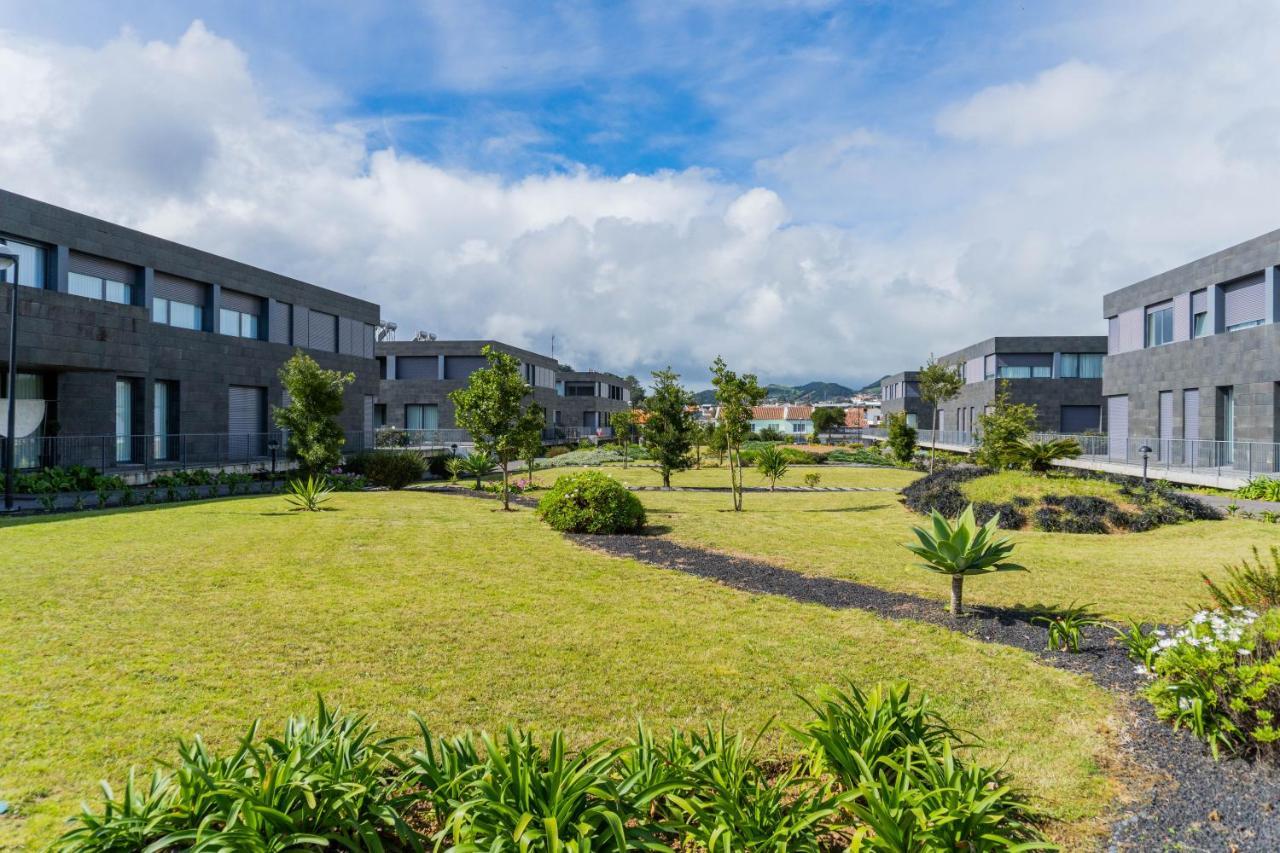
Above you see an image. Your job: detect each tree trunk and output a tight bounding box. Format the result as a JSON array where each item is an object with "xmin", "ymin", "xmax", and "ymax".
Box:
[
  {"xmin": 502, "ymin": 459, "xmax": 510, "ymax": 511},
  {"xmin": 950, "ymin": 575, "xmax": 964, "ymax": 616},
  {"xmin": 930, "ymin": 407, "xmax": 939, "ymax": 474},
  {"xmin": 622, "ymin": 438, "xmax": 629, "ymax": 468},
  {"xmin": 662, "ymin": 467, "xmax": 671, "ymax": 488}
]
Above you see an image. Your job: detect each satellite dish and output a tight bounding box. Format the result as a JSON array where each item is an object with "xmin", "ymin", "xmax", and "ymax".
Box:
[{"xmin": 0, "ymin": 400, "xmax": 45, "ymax": 438}]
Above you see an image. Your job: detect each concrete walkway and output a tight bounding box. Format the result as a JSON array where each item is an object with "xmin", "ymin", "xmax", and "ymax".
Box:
[{"xmin": 1183, "ymin": 491, "xmax": 1280, "ymax": 514}]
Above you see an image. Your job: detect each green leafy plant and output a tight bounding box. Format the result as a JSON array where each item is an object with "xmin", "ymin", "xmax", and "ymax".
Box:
[
  {"xmin": 711, "ymin": 357, "xmax": 768, "ymax": 511},
  {"xmin": 459, "ymin": 451, "xmax": 496, "ymax": 489},
  {"xmin": 885, "ymin": 412, "xmax": 917, "ymax": 465},
  {"xmin": 755, "ymin": 445, "xmax": 790, "ymax": 491},
  {"xmin": 275, "ymin": 350, "xmax": 355, "ymax": 475},
  {"xmin": 643, "ymin": 367, "xmax": 697, "ymax": 489},
  {"xmin": 1203, "ymin": 546, "xmax": 1280, "ymax": 611},
  {"xmin": 903, "ymin": 503, "xmax": 1026, "ymax": 616},
  {"xmin": 284, "ymin": 474, "xmax": 333, "ymax": 512},
  {"xmin": 345, "ymin": 449, "xmax": 426, "ymax": 490},
  {"xmin": 973, "ymin": 383, "xmax": 1038, "ymax": 470},
  {"xmin": 537, "ymin": 470, "xmax": 646, "ymax": 534},
  {"xmin": 1031, "ymin": 602, "xmax": 1104, "ymax": 652},
  {"xmin": 1013, "ymin": 437, "xmax": 1082, "ymax": 473},
  {"xmin": 917, "ymin": 355, "xmax": 965, "ymax": 474},
  {"xmin": 1237, "ymin": 475, "xmax": 1280, "ymax": 501},
  {"xmin": 444, "ymin": 456, "xmax": 464, "ymax": 483},
  {"xmin": 803, "ymin": 471, "xmax": 822, "ymax": 488}
]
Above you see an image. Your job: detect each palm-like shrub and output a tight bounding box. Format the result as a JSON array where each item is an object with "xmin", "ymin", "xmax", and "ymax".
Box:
[
  {"xmin": 459, "ymin": 451, "xmax": 496, "ymax": 489},
  {"xmin": 284, "ymin": 474, "xmax": 333, "ymax": 512},
  {"xmin": 1012, "ymin": 437, "xmax": 1081, "ymax": 473},
  {"xmin": 537, "ymin": 471, "xmax": 646, "ymax": 534},
  {"xmin": 1203, "ymin": 546, "xmax": 1280, "ymax": 611},
  {"xmin": 755, "ymin": 445, "xmax": 790, "ymax": 491},
  {"xmin": 444, "ymin": 456, "xmax": 465, "ymax": 483},
  {"xmin": 903, "ymin": 503, "xmax": 1026, "ymax": 615}
]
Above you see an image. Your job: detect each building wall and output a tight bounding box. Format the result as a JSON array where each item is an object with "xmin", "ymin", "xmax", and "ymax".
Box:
[
  {"xmin": 1102, "ymin": 229, "xmax": 1280, "ymax": 445},
  {"xmin": 0, "ymin": 191, "xmax": 380, "ymax": 455},
  {"xmin": 879, "ymin": 371, "xmax": 933, "ymax": 427},
  {"xmin": 556, "ymin": 371, "xmax": 631, "ymax": 430}
]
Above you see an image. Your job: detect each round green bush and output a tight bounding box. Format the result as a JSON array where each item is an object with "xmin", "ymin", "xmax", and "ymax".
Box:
[
  {"xmin": 537, "ymin": 471, "xmax": 646, "ymax": 534},
  {"xmin": 345, "ymin": 449, "xmax": 426, "ymax": 490}
]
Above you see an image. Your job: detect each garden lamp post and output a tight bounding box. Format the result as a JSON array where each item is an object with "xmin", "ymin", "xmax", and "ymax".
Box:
[
  {"xmin": 1138, "ymin": 444, "xmax": 1153, "ymax": 488},
  {"xmin": 268, "ymin": 437, "xmax": 279, "ymax": 481},
  {"xmin": 450, "ymin": 443, "xmax": 457, "ymax": 458},
  {"xmin": 0, "ymin": 243, "xmax": 19, "ymax": 513}
]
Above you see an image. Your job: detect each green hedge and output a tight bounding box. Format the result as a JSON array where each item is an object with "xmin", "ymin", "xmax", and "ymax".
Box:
[{"xmin": 537, "ymin": 470, "xmax": 646, "ymax": 534}]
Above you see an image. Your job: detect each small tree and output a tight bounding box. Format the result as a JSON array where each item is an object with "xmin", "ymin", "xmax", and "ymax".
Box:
[
  {"xmin": 707, "ymin": 421, "xmax": 728, "ymax": 465},
  {"xmin": 275, "ymin": 350, "xmax": 355, "ymax": 475},
  {"xmin": 885, "ymin": 412, "xmax": 917, "ymax": 464},
  {"xmin": 449, "ymin": 345, "xmax": 545, "ymax": 510},
  {"xmin": 756, "ymin": 445, "xmax": 789, "ymax": 491},
  {"xmin": 639, "ymin": 368, "xmax": 695, "ymax": 488},
  {"xmin": 904, "ymin": 503, "xmax": 1026, "ymax": 616},
  {"xmin": 711, "ymin": 356, "xmax": 767, "ymax": 511},
  {"xmin": 810, "ymin": 406, "xmax": 845, "ymax": 439},
  {"xmin": 973, "ymin": 382, "xmax": 1038, "ymax": 470},
  {"xmin": 624, "ymin": 375, "xmax": 647, "ymax": 407},
  {"xmin": 917, "ymin": 356, "xmax": 965, "ymax": 474},
  {"xmin": 612, "ymin": 410, "xmax": 636, "ymax": 469}
]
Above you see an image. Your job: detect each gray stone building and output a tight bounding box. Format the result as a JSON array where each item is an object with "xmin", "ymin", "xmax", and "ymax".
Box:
[
  {"xmin": 555, "ymin": 370, "xmax": 631, "ymax": 436},
  {"xmin": 0, "ymin": 190, "xmax": 380, "ymax": 474},
  {"xmin": 883, "ymin": 337, "xmax": 1106, "ymax": 434},
  {"xmin": 1103, "ymin": 229, "xmax": 1280, "ymax": 468},
  {"xmin": 880, "ymin": 371, "xmax": 932, "ymax": 429},
  {"xmin": 375, "ymin": 340, "xmax": 560, "ymax": 436}
]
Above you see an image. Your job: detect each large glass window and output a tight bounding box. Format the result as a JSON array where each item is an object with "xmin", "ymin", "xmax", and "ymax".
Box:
[
  {"xmin": 115, "ymin": 379, "xmax": 133, "ymax": 463},
  {"xmin": 0, "ymin": 237, "xmax": 46, "ymax": 288},
  {"xmin": 153, "ymin": 381, "xmax": 177, "ymax": 460},
  {"xmin": 1059, "ymin": 353, "xmax": 1103, "ymax": 378},
  {"xmin": 405, "ymin": 404, "xmax": 439, "ymax": 431},
  {"xmin": 564, "ymin": 382, "xmax": 596, "ymax": 397},
  {"xmin": 153, "ymin": 297, "xmax": 204, "ymax": 331},
  {"xmin": 1146, "ymin": 303, "xmax": 1174, "ymax": 347},
  {"xmin": 69, "ymin": 271, "xmax": 133, "ymax": 305},
  {"xmin": 219, "ymin": 308, "xmax": 259, "ymax": 338}
]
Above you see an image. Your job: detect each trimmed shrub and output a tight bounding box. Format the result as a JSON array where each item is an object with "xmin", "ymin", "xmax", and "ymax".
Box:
[
  {"xmin": 537, "ymin": 471, "xmax": 646, "ymax": 534},
  {"xmin": 900, "ymin": 464, "xmax": 990, "ymax": 517},
  {"xmin": 345, "ymin": 449, "xmax": 426, "ymax": 489},
  {"xmin": 972, "ymin": 501, "xmax": 1026, "ymax": 530}
]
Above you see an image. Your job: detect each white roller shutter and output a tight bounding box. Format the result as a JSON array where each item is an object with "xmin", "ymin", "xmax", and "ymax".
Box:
[
  {"xmin": 1107, "ymin": 396, "xmax": 1128, "ymax": 460},
  {"xmin": 1223, "ymin": 279, "xmax": 1265, "ymax": 328},
  {"xmin": 228, "ymin": 385, "xmax": 266, "ymax": 459},
  {"xmin": 1158, "ymin": 391, "xmax": 1173, "ymax": 459}
]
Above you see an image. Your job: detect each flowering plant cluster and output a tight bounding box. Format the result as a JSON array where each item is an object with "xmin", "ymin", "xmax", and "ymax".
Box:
[{"xmin": 1123, "ymin": 607, "xmax": 1280, "ymax": 760}]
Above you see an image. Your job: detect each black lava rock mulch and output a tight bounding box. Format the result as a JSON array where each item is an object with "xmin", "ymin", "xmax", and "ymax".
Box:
[{"xmin": 569, "ymin": 531, "xmax": 1280, "ymax": 852}]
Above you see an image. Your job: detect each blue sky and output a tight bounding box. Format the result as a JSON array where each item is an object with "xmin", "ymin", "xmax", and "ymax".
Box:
[{"xmin": 1, "ymin": 1, "xmax": 1277, "ymax": 387}]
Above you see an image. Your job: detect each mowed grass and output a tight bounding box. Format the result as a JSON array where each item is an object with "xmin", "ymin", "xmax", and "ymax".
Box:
[
  {"xmin": 618, "ymin": 472, "xmax": 1280, "ymax": 623},
  {"xmin": 0, "ymin": 492, "xmax": 1116, "ymax": 847},
  {"xmin": 531, "ymin": 461, "xmax": 920, "ymax": 490},
  {"xmin": 962, "ymin": 470, "xmax": 1130, "ymax": 504}
]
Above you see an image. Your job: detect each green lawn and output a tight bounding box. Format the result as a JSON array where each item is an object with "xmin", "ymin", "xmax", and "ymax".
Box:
[
  {"xmin": 961, "ymin": 470, "xmax": 1130, "ymax": 504},
  {"xmin": 0, "ymin": 491, "xmax": 1115, "ymax": 848},
  {"xmin": 531, "ymin": 461, "xmax": 920, "ymax": 490},
  {"xmin": 619, "ymin": 475, "xmax": 1280, "ymax": 623}
]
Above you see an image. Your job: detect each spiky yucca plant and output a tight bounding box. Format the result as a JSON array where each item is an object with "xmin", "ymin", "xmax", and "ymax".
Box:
[{"xmin": 903, "ymin": 503, "xmax": 1025, "ymax": 616}]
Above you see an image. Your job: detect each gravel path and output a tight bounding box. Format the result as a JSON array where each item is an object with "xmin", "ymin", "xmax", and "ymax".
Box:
[
  {"xmin": 625, "ymin": 485, "xmax": 898, "ymax": 493},
  {"xmin": 569, "ymin": 531, "xmax": 1280, "ymax": 851}
]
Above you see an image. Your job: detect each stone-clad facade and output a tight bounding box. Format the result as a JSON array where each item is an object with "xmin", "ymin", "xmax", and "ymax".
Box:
[
  {"xmin": 880, "ymin": 371, "xmax": 932, "ymax": 429},
  {"xmin": 555, "ymin": 371, "xmax": 631, "ymax": 434},
  {"xmin": 1102, "ymin": 228, "xmax": 1280, "ymax": 450},
  {"xmin": 0, "ymin": 190, "xmax": 379, "ymax": 470}
]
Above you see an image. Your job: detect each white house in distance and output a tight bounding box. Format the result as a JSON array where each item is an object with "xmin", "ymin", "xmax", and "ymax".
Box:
[{"xmin": 748, "ymin": 405, "xmax": 813, "ymax": 437}]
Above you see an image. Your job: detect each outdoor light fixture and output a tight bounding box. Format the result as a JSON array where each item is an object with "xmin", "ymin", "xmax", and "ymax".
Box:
[
  {"xmin": 450, "ymin": 443, "xmax": 458, "ymax": 457},
  {"xmin": 1138, "ymin": 444, "xmax": 1153, "ymax": 487},
  {"xmin": 268, "ymin": 438, "xmax": 280, "ymax": 480},
  {"xmin": 0, "ymin": 242, "xmax": 20, "ymax": 513}
]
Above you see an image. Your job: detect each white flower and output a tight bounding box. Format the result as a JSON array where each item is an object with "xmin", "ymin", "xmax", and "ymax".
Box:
[
  {"xmin": 1238, "ymin": 648, "xmax": 1252, "ymax": 656},
  {"xmin": 1133, "ymin": 664, "xmax": 1152, "ymax": 677},
  {"xmin": 1193, "ymin": 611, "xmax": 1210, "ymax": 623},
  {"xmin": 1157, "ymin": 638, "xmax": 1178, "ymax": 650},
  {"xmin": 1185, "ymin": 636, "xmax": 1201, "ymax": 647},
  {"xmin": 1154, "ymin": 629, "xmax": 1168, "ymax": 637},
  {"xmin": 1231, "ymin": 605, "xmax": 1245, "ymax": 612}
]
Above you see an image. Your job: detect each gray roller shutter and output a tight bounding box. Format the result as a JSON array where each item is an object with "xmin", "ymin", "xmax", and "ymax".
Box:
[
  {"xmin": 309, "ymin": 311, "xmax": 337, "ymax": 351},
  {"xmin": 396, "ymin": 356, "xmax": 438, "ymax": 379},
  {"xmin": 1191, "ymin": 289, "xmax": 1208, "ymax": 314},
  {"xmin": 338, "ymin": 316, "xmax": 355, "ymax": 355},
  {"xmin": 220, "ymin": 289, "xmax": 262, "ymax": 315},
  {"xmin": 69, "ymin": 252, "xmax": 136, "ymax": 284},
  {"xmin": 363, "ymin": 324, "xmax": 375, "ymax": 358},
  {"xmin": 1173, "ymin": 292, "xmax": 1190, "ymax": 341},
  {"xmin": 1158, "ymin": 391, "xmax": 1173, "ymax": 459},
  {"xmin": 154, "ymin": 272, "xmax": 205, "ymax": 303},
  {"xmin": 293, "ymin": 305, "xmax": 309, "ymax": 345},
  {"xmin": 270, "ymin": 301, "xmax": 292, "ymax": 344},
  {"xmin": 228, "ymin": 385, "xmax": 266, "ymax": 458},
  {"xmin": 1223, "ymin": 279, "xmax": 1265, "ymax": 328},
  {"xmin": 1183, "ymin": 389, "xmax": 1200, "ymax": 440},
  {"xmin": 1107, "ymin": 396, "xmax": 1128, "ymax": 460},
  {"xmin": 445, "ymin": 355, "xmax": 488, "ymax": 380},
  {"xmin": 1060, "ymin": 405, "xmax": 1100, "ymax": 433}
]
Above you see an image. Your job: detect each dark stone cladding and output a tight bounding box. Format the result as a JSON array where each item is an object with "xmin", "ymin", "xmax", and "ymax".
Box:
[
  {"xmin": 556, "ymin": 370, "xmax": 631, "ymax": 428},
  {"xmin": 376, "ymin": 340, "xmax": 560, "ymax": 430},
  {"xmin": 879, "ymin": 370, "xmax": 934, "ymax": 426},
  {"xmin": 888, "ymin": 337, "xmax": 1108, "ymax": 433},
  {"xmin": 0, "ymin": 190, "xmax": 379, "ymax": 437}
]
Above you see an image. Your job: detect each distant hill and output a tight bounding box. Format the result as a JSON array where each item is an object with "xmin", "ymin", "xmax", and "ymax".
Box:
[
  {"xmin": 692, "ymin": 381, "xmax": 859, "ymax": 406},
  {"xmin": 858, "ymin": 375, "xmax": 888, "ymax": 395}
]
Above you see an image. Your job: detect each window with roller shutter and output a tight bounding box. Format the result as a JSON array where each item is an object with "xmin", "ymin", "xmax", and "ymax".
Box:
[
  {"xmin": 68, "ymin": 252, "xmax": 137, "ymax": 305},
  {"xmin": 1223, "ymin": 279, "xmax": 1265, "ymax": 331},
  {"xmin": 308, "ymin": 311, "xmax": 337, "ymax": 352},
  {"xmin": 1107, "ymin": 396, "xmax": 1128, "ymax": 460}
]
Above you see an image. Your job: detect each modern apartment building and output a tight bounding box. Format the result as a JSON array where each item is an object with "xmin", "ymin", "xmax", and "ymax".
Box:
[
  {"xmin": 555, "ymin": 371, "xmax": 631, "ymax": 436},
  {"xmin": 933, "ymin": 336, "xmax": 1108, "ymax": 435},
  {"xmin": 375, "ymin": 340, "xmax": 560, "ymax": 434},
  {"xmin": 880, "ymin": 371, "xmax": 933, "ymax": 428},
  {"xmin": 1103, "ymin": 229, "xmax": 1280, "ymax": 467},
  {"xmin": 0, "ymin": 190, "xmax": 380, "ymax": 474}
]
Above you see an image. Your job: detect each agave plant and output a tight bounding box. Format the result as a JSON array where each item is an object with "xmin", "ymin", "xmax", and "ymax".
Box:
[
  {"xmin": 284, "ymin": 474, "xmax": 333, "ymax": 512},
  {"xmin": 459, "ymin": 451, "xmax": 496, "ymax": 490},
  {"xmin": 903, "ymin": 503, "xmax": 1025, "ymax": 616},
  {"xmin": 754, "ymin": 445, "xmax": 790, "ymax": 491},
  {"xmin": 1012, "ymin": 437, "xmax": 1081, "ymax": 473},
  {"xmin": 1031, "ymin": 601, "xmax": 1105, "ymax": 652}
]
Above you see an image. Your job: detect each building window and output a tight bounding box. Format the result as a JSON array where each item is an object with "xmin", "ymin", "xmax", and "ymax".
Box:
[
  {"xmin": 152, "ymin": 297, "xmax": 204, "ymax": 331},
  {"xmin": 115, "ymin": 379, "xmax": 134, "ymax": 463},
  {"xmin": 1059, "ymin": 353, "xmax": 1103, "ymax": 379},
  {"xmin": 1192, "ymin": 311, "xmax": 1208, "ymax": 337},
  {"xmin": 0, "ymin": 237, "xmax": 47, "ymax": 288},
  {"xmin": 219, "ymin": 308, "xmax": 260, "ymax": 338},
  {"xmin": 1145, "ymin": 303, "xmax": 1174, "ymax": 346},
  {"xmin": 564, "ymin": 382, "xmax": 596, "ymax": 397},
  {"xmin": 609, "ymin": 384, "xmax": 623, "ymax": 400},
  {"xmin": 405, "ymin": 404, "xmax": 439, "ymax": 431},
  {"xmin": 154, "ymin": 381, "xmax": 177, "ymax": 460},
  {"xmin": 983, "ymin": 355, "xmax": 996, "ymax": 380},
  {"xmin": 69, "ymin": 271, "xmax": 132, "ymax": 305},
  {"xmin": 792, "ymin": 422, "xmax": 806, "ymax": 433}
]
